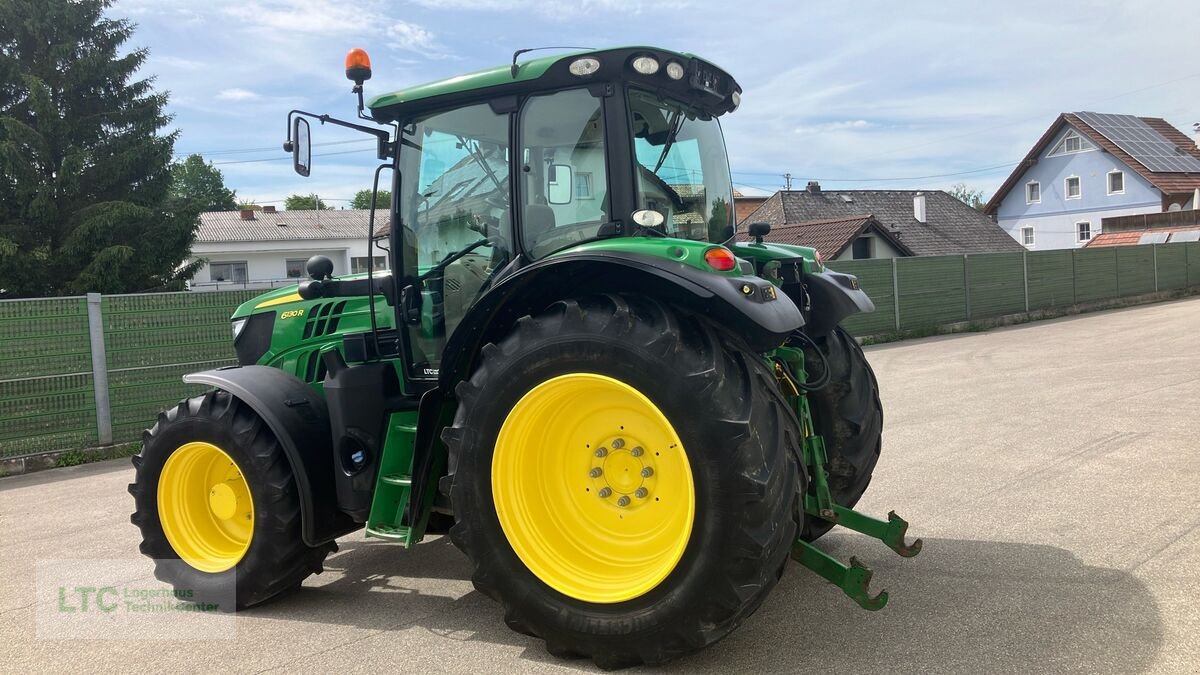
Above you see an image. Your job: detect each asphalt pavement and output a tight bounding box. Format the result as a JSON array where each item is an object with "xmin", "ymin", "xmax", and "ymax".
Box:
[{"xmin": 4, "ymin": 297, "xmax": 1199, "ymax": 673}]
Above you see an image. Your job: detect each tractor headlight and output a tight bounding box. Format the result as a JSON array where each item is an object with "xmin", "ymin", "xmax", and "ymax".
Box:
[
  {"xmin": 231, "ymin": 318, "xmax": 247, "ymax": 342},
  {"xmin": 730, "ymin": 91, "xmax": 741, "ymax": 111},
  {"xmin": 568, "ymin": 58, "xmax": 600, "ymax": 76},
  {"xmin": 665, "ymin": 61, "xmax": 685, "ymax": 80},
  {"xmin": 632, "ymin": 56, "xmax": 660, "ymax": 75}
]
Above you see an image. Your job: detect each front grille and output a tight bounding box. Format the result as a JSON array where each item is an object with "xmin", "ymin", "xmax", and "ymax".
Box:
[{"xmin": 302, "ymin": 301, "xmax": 348, "ymax": 340}]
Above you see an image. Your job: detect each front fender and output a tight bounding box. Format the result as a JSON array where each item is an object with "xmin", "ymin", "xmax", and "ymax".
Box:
[
  {"xmin": 438, "ymin": 251, "xmax": 805, "ymax": 390},
  {"xmin": 802, "ymin": 270, "xmax": 876, "ymax": 334},
  {"xmin": 182, "ymin": 365, "xmax": 358, "ymax": 546}
]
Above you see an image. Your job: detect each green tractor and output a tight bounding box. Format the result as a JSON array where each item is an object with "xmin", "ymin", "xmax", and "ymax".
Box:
[{"xmin": 129, "ymin": 46, "xmax": 920, "ymax": 668}]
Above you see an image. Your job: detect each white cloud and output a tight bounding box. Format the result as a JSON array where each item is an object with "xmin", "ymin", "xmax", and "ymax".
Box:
[
  {"xmin": 387, "ymin": 21, "xmax": 436, "ymax": 52},
  {"xmin": 216, "ymin": 88, "xmax": 260, "ymax": 101}
]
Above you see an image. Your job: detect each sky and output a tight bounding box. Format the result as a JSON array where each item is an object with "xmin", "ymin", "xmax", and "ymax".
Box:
[{"xmin": 112, "ymin": 0, "xmax": 1199, "ymax": 208}]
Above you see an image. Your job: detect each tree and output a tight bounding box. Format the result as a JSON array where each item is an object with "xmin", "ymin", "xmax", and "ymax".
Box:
[
  {"xmin": 286, "ymin": 194, "xmax": 328, "ymax": 210},
  {"xmin": 0, "ymin": 0, "xmax": 201, "ymax": 297},
  {"xmin": 351, "ymin": 189, "xmax": 391, "ymax": 210},
  {"xmin": 948, "ymin": 183, "xmax": 987, "ymax": 211},
  {"xmin": 171, "ymin": 154, "xmax": 237, "ymax": 212}
]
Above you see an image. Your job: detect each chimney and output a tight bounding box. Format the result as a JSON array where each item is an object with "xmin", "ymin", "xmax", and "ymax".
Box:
[
  {"xmin": 262, "ymin": 205, "xmax": 276, "ymax": 214},
  {"xmin": 1193, "ymin": 123, "xmax": 1199, "ymax": 149},
  {"xmin": 913, "ymin": 192, "xmax": 927, "ymax": 223},
  {"xmin": 239, "ymin": 208, "xmax": 255, "ymax": 221},
  {"xmin": 806, "ymin": 180, "xmax": 821, "ymax": 194}
]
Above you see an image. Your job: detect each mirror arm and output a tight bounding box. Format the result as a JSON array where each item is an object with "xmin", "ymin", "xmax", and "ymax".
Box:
[{"xmin": 284, "ymin": 110, "xmax": 395, "ymax": 160}]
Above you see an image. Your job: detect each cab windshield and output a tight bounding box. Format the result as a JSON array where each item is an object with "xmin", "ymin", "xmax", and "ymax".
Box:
[{"xmin": 630, "ymin": 89, "xmax": 735, "ymax": 242}]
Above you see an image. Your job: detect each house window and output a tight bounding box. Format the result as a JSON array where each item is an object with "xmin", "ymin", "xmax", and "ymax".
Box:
[
  {"xmin": 1077, "ymin": 221, "xmax": 1092, "ymax": 242},
  {"xmin": 285, "ymin": 259, "xmax": 306, "ymax": 278},
  {"xmin": 1108, "ymin": 170, "xmax": 1124, "ymax": 195},
  {"xmin": 1026, "ymin": 181, "xmax": 1041, "ymax": 204},
  {"xmin": 574, "ymin": 172, "xmax": 594, "ymax": 199},
  {"xmin": 1020, "ymin": 226, "xmax": 1035, "ymax": 248},
  {"xmin": 1063, "ymin": 131, "xmax": 1082, "ymax": 153},
  {"xmin": 1065, "ymin": 176, "xmax": 1081, "ymax": 199},
  {"xmin": 852, "ymin": 237, "xmax": 873, "ymax": 259},
  {"xmin": 350, "ymin": 256, "xmax": 389, "ymax": 274},
  {"xmin": 210, "ymin": 262, "xmax": 248, "ymax": 283}
]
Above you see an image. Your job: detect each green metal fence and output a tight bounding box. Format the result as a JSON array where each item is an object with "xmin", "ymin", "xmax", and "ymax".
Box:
[
  {"xmin": 1, "ymin": 290, "xmax": 258, "ymax": 459},
  {"xmin": 829, "ymin": 242, "xmax": 1200, "ymax": 338},
  {"xmin": 2, "ymin": 243, "xmax": 1199, "ymax": 460}
]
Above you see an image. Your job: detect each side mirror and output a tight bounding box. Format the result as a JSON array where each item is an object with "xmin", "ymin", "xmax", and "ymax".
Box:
[
  {"xmin": 293, "ymin": 117, "xmax": 311, "ymax": 177},
  {"xmin": 547, "ymin": 163, "xmax": 573, "ymax": 205}
]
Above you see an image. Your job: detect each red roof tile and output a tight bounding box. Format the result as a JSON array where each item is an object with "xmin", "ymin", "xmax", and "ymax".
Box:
[
  {"xmin": 755, "ymin": 214, "xmax": 914, "ymax": 258},
  {"xmin": 1085, "ymin": 225, "xmax": 1200, "ymax": 247}
]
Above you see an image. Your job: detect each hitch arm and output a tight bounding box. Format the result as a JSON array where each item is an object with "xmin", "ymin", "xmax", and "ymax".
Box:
[{"xmin": 791, "ymin": 540, "xmax": 888, "ymax": 611}]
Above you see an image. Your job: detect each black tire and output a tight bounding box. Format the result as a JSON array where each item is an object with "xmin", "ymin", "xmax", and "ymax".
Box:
[
  {"xmin": 799, "ymin": 326, "xmax": 883, "ymax": 541},
  {"xmin": 443, "ymin": 294, "xmax": 802, "ymax": 669},
  {"xmin": 129, "ymin": 390, "xmax": 335, "ymax": 609}
]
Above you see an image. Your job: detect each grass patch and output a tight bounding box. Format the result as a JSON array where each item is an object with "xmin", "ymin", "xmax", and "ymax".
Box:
[{"xmin": 53, "ymin": 442, "xmax": 140, "ymax": 468}]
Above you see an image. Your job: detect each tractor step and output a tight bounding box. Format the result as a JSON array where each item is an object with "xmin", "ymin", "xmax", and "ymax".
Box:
[{"xmin": 365, "ymin": 523, "xmax": 412, "ymax": 542}]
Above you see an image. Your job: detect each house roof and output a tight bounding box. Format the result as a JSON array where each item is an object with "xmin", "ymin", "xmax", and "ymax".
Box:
[
  {"xmin": 744, "ymin": 188, "xmax": 1023, "ymax": 256},
  {"xmin": 752, "ymin": 214, "xmax": 915, "ymax": 258},
  {"xmin": 1085, "ymin": 225, "xmax": 1200, "ymax": 248},
  {"xmin": 196, "ymin": 210, "xmax": 377, "ymax": 243},
  {"xmin": 985, "ymin": 113, "xmax": 1200, "ymax": 214}
]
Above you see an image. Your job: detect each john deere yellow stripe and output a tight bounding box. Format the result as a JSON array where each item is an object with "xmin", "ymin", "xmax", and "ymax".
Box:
[{"xmin": 255, "ymin": 292, "xmax": 303, "ymax": 309}]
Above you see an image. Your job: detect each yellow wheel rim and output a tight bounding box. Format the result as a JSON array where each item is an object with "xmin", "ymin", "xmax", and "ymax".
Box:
[
  {"xmin": 157, "ymin": 441, "xmax": 254, "ymax": 573},
  {"xmin": 492, "ymin": 373, "xmax": 695, "ymax": 604}
]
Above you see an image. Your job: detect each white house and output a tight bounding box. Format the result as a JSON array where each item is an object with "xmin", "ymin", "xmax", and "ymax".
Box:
[
  {"xmin": 189, "ymin": 208, "xmax": 388, "ymax": 291},
  {"xmin": 985, "ymin": 112, "xmax": 1200, "ymax": 250}
]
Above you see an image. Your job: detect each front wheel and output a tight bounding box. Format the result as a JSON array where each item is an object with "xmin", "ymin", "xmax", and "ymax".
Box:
[
  {"xmin": 129, "ymin": 391, "xmax": 335, "ymax": 609},
  {"xmin": 444, "ymin": 295, "xmax": 802, "ymax": 669}
]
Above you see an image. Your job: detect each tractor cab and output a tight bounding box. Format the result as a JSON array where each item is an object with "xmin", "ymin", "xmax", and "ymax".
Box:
[{"xmin": 285, "ymin": 47, "xmax": 744, "ymax": 383}]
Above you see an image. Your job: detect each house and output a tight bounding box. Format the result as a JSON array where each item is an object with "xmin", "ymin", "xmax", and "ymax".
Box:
[
  {"xmin": 743, "ymin": 182, "xmax": 1023, "ymax": 257},
  {"xmin": 748, "ymin": 214, "xmax": 914, "ymax": 261},
  {"xmin": 984, "ymin": 112, "xmax": 1200, "ymax": 250},
  {"xmin": 733, "ymin": 190, "xmax": 769, "ymax": 224},
  {"xmin": 189, "ymin": 208, "xmax": 387, "ymax": 291}
]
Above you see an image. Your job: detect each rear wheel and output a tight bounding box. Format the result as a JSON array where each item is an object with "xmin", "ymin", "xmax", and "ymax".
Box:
[
  {"xmin": 129, "ymin": 391, "xmax": 335, "ymax": 609},
  {"xmin": 799, "ymin": 327, "xmax": 883, "ymax": 541},
  {"xmin": 444, "ymin": 295, "xmax": 802, "ymax": 668}
]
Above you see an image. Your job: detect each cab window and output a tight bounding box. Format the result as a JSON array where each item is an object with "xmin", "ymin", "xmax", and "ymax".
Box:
[
  {"xmin": 518, "ymin": 88, "xmax": 610, "ymax": 258},
  {"xmin": 397, "ymin": 103, "xmax": 511, "ymax": 378}
]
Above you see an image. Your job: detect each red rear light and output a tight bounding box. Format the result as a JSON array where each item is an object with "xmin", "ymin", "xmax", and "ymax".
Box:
[{"xmin": 703, "ymin": 247, "xmax": 737, "ymax": 272}]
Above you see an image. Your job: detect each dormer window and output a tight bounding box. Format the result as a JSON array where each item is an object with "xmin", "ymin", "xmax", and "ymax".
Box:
[{"xmin": 1049, "ymin": 129, "xmax": 1092, "ymax": 156}]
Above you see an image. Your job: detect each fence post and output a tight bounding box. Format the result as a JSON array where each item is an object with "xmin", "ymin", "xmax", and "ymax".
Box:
[
  {"xmin": 962, "ymin": 254, "xmax": 971, "ymax": 320},
  {"xmin": 1071, "ymin": 250, "xmax": 1078, "ymax": 305},
  {"xmin": 86, "ymin": 293, "xmax": 113, "ymax": 446},
  {"xmin": 1152, "ymin": 244, "xmax": 1159, "ymax": 293},
  {"xmin": 1022, "ymin": 250, "xmax": 1030, "ymax": 312},
  {"xmin": 891, "ymin": 257, "xmax": 901, "ymax": 330}
]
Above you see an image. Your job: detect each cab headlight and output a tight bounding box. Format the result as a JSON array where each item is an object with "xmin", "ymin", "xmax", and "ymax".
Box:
[
  {"xmin": 632, "ymin": 56, "xmax": 660, "ymax": 75},
  {"xmin": 665, "ymin": 61, "xmax": 685, "ymax": 80},
  {"xmin": 568, "ymin": 58, "xmax": 600, "ymax": 76},
  {"xmin": 232, "ymin": 318, "xmax": 247, "ymax": 341}
]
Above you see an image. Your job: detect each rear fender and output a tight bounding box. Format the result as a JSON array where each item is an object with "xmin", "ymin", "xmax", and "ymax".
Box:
[
  {"xmin": 438, "ymin": 251, "xmax": 805, "ymax": 392},
  {"xmin": 182, "ymin": 366, "xmax": 359, "ymax": 546}
]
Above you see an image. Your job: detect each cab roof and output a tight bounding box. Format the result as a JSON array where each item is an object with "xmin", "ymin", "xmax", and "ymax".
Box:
[{"xmin": 366, "ymin": 46, "xmax": 740, "ymax": 122}]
